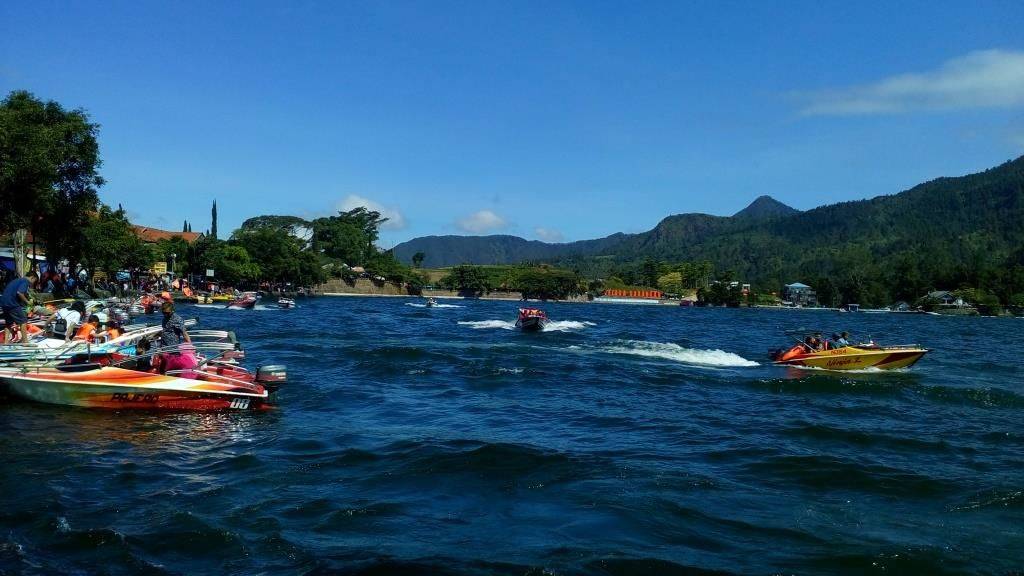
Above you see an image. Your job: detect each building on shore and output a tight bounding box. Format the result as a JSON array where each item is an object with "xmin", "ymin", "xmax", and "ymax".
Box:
[{"xmin": 782, "ymin": 282, "xmax": 817, "ymax": 307}]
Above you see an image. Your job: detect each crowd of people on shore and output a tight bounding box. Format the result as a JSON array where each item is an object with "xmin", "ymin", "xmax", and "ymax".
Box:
[
  {"xmin": 1, "ymin": 271, "xmax": 196, "ymax": 373},
  {"xmin": 0, "ymin": 266, "xmax": 183, "ymax": 300}
]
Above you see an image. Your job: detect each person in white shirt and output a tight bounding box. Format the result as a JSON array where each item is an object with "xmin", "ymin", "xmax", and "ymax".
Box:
[{"xmin": 50, "ymin": 301, "xmax": 86, "ymax": 341}]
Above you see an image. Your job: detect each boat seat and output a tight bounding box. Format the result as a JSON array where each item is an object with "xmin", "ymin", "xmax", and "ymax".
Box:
[{"xmin": 56, "ymin": 363, "xmax": 104, "ymax": 373}]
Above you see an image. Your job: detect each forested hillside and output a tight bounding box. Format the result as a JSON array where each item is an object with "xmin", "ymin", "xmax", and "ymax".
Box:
[{"xmin": 395, "ymin": 156, "xmax": 1024, "ymax": 306}]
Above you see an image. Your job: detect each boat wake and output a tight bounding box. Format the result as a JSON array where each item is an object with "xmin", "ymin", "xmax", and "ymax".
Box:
[
  {"xmin": 457, "ymin": 319, "xmax": 595, "ymax": 331},
  {"xmin": 458, "ymin": 320, "xmax": 516, "ymax": 330},
  {"xmin": 603, "ymin": 340, "xmax": 758, "ymax": 367},
  {"xmin": 192, "ymin": 303, "xmax": 283, "ymax": 311},
  {"xmin": 544, "ymin": 320, "xmax": 596, "ymax": 332},
  {"xmin": 405, "ymin": 303, "xmax": 464, "ymax": 308}
]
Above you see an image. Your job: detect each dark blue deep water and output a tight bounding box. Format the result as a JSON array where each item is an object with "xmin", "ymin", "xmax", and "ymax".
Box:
[{"xmin": 2, "ymin": 298, "xmax": 1023, "ymax": 575}]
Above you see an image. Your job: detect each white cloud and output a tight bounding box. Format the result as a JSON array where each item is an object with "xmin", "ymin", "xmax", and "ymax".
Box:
[
  {"xmin": 534, "ymin": 227, "xmax": 564, "ymax": 242},
  {"xmin": 798, "ymin": 49, "xmax": 1024, "ymax": 116},
  {"xmin": 456, "ymin": 210, "xmax": 507, "ymax": 234},
  {"xmin": 337, "ymin": 194, "xmax": 406, "ymax": 230}
]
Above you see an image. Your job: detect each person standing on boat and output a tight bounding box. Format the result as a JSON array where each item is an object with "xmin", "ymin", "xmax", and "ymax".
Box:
[
  {"xmin": 158, "ymin": 301, "xmax": 196, "ymax": 376},
  {"xmin": 1, "ymin": 271, "xmax": 38, "ymax": 346},
  {"xmin": 159, "ymin": 301, "xmax": 191, "ymax": 347}
]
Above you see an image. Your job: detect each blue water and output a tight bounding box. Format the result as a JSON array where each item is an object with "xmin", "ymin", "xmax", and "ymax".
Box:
[{"xmin": 2, "ymin": 298, "xmax": 1023, "ymax": 575}]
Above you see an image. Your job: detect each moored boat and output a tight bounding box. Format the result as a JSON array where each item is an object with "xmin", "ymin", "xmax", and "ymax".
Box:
[
  {"xmin": 770, "ymin": 341, "xmax": 928, "ymax": 370},
  {"xmin": 0, "ymin": 364, "xmax": 273, "ymax": 410},
  {"xmin": 515, "ymin": 308, "xmax": 548, "ymax": 332}
]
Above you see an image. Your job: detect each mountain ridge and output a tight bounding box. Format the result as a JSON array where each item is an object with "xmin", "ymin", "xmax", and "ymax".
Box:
[{"xmin": 393, "ymin": 157, "xmax": 1024, "ymax": 296}]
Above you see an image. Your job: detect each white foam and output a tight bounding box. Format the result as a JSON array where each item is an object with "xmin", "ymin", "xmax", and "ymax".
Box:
[
  {"xmin": 406, "ymin": 303, "xmax": 463, "ymax": 308},
  {"xmin": 458, "ymin": 319, "xmax": 594, "ymax": 331},
  {"xmin": 459, "ymin": 320, "xmax": 517, "ymax": 330},
  {"xmin": 543, "ymin": 320, "xmax": 596, "ymax": 332},
  {"xmin": 604, "ymin": 340, "xmax": 758, "ymax": 367}
]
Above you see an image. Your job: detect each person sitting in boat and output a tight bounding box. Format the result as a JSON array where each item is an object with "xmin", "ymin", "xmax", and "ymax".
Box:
[
  {"xmin": 50, "ymin": 301, "xmax": 86, "ymax": 341},
  {"xmin": 813, "ymin": 332, "xmax": 829, "ymax": 350},
  {"xmin": 73, "ymin": 315, "xmax": 102, "ymax": 341},
  {"xmin": 103, "ymin": 320, "xmax": 122, "ymax": 341},
  {"xmin": 833, "ymin": 332, "xmax": 850, "ymax": 348}
]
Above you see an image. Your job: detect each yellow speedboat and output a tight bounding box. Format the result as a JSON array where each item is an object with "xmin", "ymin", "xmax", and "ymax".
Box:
[{"xmin": 771, "ymin": 343, "xmax": 928, "ymax": 370}]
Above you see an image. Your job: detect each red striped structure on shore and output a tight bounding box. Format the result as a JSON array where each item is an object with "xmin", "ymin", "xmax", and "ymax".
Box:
[{"xmin": 602, "ymin": 289, "xmax": 663, "ymax": 299}]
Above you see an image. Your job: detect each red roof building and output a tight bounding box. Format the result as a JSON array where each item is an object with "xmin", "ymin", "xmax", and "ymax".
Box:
[{"xmin": 132, "ymin": 226, "xmax": 203, "ymax": 244}]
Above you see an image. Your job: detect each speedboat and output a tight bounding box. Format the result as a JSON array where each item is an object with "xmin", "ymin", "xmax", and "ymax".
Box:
[
  {"xmin": 515, "ymin": 308, "xmax": 548, "ymax": 332},
  {"xmin": 0, "ymin": 325, "xmax": 164, "ymax": 365},
  {"xmin": 226, "ymin": 292, "xmax": 258, "ymax": 309},
  {"xmin": 0, "ymin": 335, "xmax": 286, "ymax": 410},
  {"xmin": 0, "ymin": 364, "xmax": 276, "ymax": 411},
  {"xmin": 770, "ymin": 341, "xmax": 928, "ymax": 370},
  {"xmin": 278, "ymin": 297, "xmax": 295, "ymax": 309},
  {"xmin": 425, "ymin": 298, "xmax": 437, "ymax": 308}
]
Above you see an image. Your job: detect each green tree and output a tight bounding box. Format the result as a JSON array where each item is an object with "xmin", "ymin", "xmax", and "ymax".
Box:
[
  {"xmin": 657, "ymin": 272, "xmax": 683, "ymax": 295},
  {"xmin": 439, "ymin": 265, "xmax": 492, "ymax": 294},
  {"xmin": 82, "ymin": 205, "xmax": 153, "ymax": 275},
  {"xmin": 211, "ymin": 199, "xmax": 218, "ymax": 240},
  {"xmin": 513, "ymin": 266, "xmax": 584, "ymax": 300},
  {"xmin": 154, "ymin": 236, "xmax": 190, "ymax": 275},
  {"xmin": 231, "ymin": 226, "xmax": 324, "ymax": 285},
  {"xmin": 206, "ymin": 244, "xmax": 260, "ymax": 286},
  {"xmin": 412, "ymin": 251, "xmax": 426, "ymax": 268},
  {"xmin": 0, "ymin": 90, "xmax": 103, "ymax": 269}
]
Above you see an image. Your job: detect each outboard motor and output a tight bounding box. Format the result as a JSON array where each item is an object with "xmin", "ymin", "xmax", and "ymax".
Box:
[{"xmin": 256, "ymin": 365, "xmax": 287, "ymax": 393}]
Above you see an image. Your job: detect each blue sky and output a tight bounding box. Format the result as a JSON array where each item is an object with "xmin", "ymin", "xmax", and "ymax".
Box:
[{"xmin": 3, "ymin": 1, "xmax": 1023, "ymax": 246}]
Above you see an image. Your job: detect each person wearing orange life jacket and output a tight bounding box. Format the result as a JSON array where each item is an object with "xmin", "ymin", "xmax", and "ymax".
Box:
[
  {"xmin": 100, "ymin": 320, "xmax": 122, "ymax": 341},
  {"xmin": 73, "ymin": 315, "xmax": 101, "ymax": 341}
]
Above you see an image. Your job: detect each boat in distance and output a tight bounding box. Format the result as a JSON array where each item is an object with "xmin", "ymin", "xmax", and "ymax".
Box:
[
  {"xmin": 515, "ymin": 308, "xmax": 549, "ymax": 332},
  {"xmin": 227, "ymin": 292, "xmax": 258, "ymax": 309},
  {"xmin": 770, "ymin": 343, "xmax": 928, "ymax": 370}
]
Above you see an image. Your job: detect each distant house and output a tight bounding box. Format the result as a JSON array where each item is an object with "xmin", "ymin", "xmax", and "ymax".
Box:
[
  {"xmin": 132, "ymin": 226, "xmax": 203, "ymax": 245},
  {"xmin": 926, "ymin": 290, "xmax": 965, "ymax": 308},
  {"xmin": 782, "ymin": 282, "xmax": 817, "ymax": 307},
  {"xmin": 715, "ymin": 280, "xmax": 751, "ymax": 295}
]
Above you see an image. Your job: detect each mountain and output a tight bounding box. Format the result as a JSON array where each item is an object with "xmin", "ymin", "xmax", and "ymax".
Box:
[
  {"xmin": 733, "ymin": 195, "xmax": 799, "ymax": 219},
  {"xmin": 393, "ymin": 232, "xmax": 632, "ymax": 268},
  {"xmin": 394, "ymin": 155, "xmax": 1024, "ymax": 306},
  {"xmin": 394, "ymin": 196, "xmax": 793, "ymax": 267}
]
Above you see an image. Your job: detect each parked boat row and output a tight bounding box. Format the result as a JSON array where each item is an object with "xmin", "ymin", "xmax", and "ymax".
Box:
[{"xmin": 0, "ymin": 296, "xmax": 287, "ymax": 411}]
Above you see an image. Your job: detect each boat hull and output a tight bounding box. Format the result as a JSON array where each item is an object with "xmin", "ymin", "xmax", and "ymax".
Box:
[
  {"xmin": 516, "ymin": 317, "xmax": 547, "ymax": 332},
  {"xmin": 0, "ymin": 366, "xmax": 268, "ymax": 411},
  {"xmin": 774, "ymin": 346, "xmax": 928, "ymax": 370}
]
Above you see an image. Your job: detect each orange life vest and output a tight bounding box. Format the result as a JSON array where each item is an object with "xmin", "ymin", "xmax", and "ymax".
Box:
[{"xmin": 74, "ymin": 323, "xmax": 97, "ymax": 341}]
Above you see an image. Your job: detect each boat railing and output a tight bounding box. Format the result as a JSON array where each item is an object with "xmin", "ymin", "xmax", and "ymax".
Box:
[{"xmin": 164, "ymin": 367, "xmax": 265, "ymax": 394}]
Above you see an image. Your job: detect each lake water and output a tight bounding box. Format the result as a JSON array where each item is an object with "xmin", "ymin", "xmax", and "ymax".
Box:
[{"xmin": 2, "ymin": 298, "xmax": 1022, "ymax": 574}]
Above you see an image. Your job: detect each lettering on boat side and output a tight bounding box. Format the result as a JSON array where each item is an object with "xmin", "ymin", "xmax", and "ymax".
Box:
[
  {"xmin": 826, "ymin": 358, "xmax": 857, "ymax": 367},
  {"xmin": 229, "ymin": 398, "xmax": 251, "ymax": 410},
  {"xmin": 111, "ymin": 393, "xmax": 158, "ymax": 403}
]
